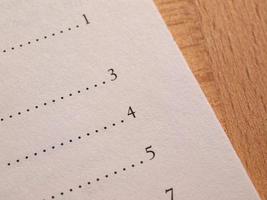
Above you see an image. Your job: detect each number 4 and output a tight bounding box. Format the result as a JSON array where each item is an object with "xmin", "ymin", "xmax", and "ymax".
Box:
[
  {"xmin": 165, "ymin": 188, "xmax": 174, "ymax": 200},
  {"xmin": 128, "ymin": 106, "xmax": 136, "ymax": 118}
]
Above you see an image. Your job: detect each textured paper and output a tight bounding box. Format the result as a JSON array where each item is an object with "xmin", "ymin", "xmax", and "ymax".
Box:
[{"xmin": 0, "ymin": 0, "xmax": 259, "ymax": 199}]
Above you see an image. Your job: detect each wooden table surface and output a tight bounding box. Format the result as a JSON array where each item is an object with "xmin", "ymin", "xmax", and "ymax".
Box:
[{"xmin": 155, "ymin": 0, "xmax": 267, "ymax": 199}]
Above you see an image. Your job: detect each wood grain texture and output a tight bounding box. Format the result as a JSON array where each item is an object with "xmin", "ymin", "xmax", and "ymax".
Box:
[{"xmin": 154, "ymin": 0, "xmax": 267, "ymax": 199}]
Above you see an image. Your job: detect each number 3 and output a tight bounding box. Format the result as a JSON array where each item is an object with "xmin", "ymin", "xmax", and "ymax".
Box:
[{"xmin": 108, "ymin": 68, "xmax": 117, "ymax": 81}]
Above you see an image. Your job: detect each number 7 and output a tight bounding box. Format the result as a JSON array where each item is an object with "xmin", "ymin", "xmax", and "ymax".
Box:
[{"xmin": 165, "ymin": 188, "xmax": 173, "ymax": 200}]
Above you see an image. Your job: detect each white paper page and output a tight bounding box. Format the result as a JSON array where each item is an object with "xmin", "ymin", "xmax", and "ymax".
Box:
[{"xmin": 0, "ymin": 0, "xmax": 260, "ymax": 199}]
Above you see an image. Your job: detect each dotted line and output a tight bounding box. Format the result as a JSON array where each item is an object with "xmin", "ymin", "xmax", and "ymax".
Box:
[
  {"xmin": 6, "ymin": 118, "xmax": 126, "ymax": 167},
  {"xmin": 2, "ymin": 23, "xmax": 89, "ymax": 54},
  {"xmin": 43, "ymin": 160, "xmax": 145, "ymax": 200},
  {"xmin": 1, "ymin": 80, "xmax": 108, "ymax": 124}
]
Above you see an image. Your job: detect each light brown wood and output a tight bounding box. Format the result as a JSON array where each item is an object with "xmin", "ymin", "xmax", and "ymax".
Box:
[{"xmin": 154, "ymin": 0, "xmax": 267, "ymax": 199}]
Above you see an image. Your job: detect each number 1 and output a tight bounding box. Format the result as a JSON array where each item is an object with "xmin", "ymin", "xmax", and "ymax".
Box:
[
  {"xmin": 165, "ymin": 188, "xmax": 174, "ymax": 200},
  {"xmin": 83, "ymin": 14, "xmax": 90, "ymax": 24}
]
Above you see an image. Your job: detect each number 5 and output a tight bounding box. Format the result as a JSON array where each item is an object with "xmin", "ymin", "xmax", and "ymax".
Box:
[{"xmin": 145, "ymin": 146, "xmax": 155, "ymax": 160}]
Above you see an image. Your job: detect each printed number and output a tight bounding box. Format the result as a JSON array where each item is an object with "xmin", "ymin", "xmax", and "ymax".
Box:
[
  {"xmin": 165, "ymin": 188, "xmax": 174, "ymax": 200},
  {"xmin": 108, "ymin": 69, "xmax": 117, "ymax": 81},
  {"xmin": 128, "ymin": 106, "xmax": 136, "ymax": 118},
  {"xmin": 145, "ymin": 146, "xmax": 155, "ymax": 160},
  {"xmin": 83, "ymin": 14, "xmax": 90, "ymax": 24}
]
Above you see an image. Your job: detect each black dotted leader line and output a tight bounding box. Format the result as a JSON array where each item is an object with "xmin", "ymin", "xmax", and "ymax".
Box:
[
  {"xmin": 2, "ymin": 23, "xmax": 89, "ymax": 54},
  {"xmin": 7, "ymin": 119, "xmax": 126, "ymax": 167},
  {"xmin": 43, "ymin": 160, "xmax": 145, "ymax": 200},
  {"xmin": 1, "ymin": 80, "xmax": 108, "ymax": 123}
]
